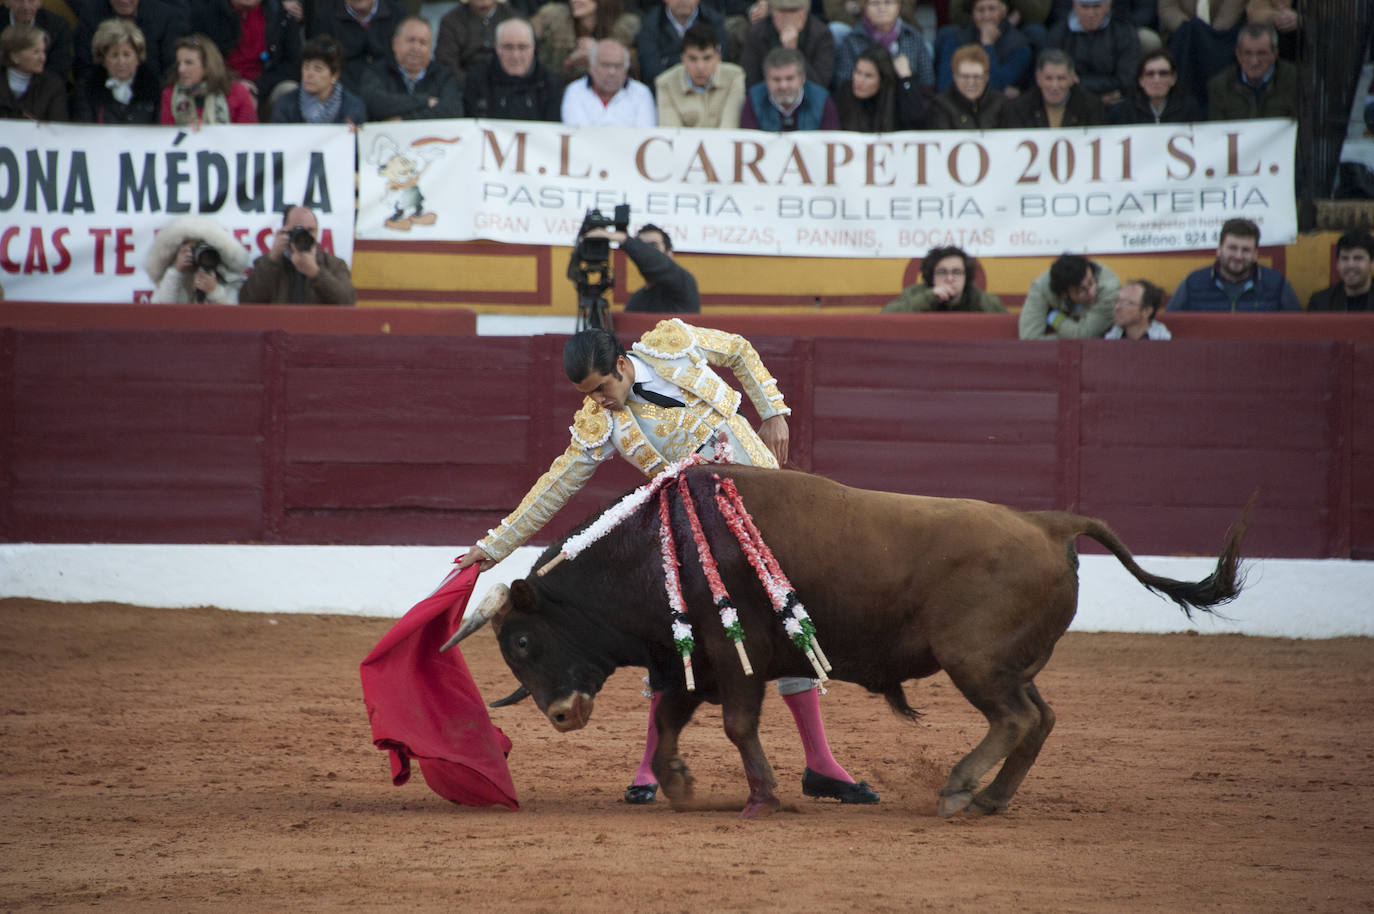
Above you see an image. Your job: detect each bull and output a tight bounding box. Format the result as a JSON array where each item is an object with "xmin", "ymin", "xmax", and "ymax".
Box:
[{"xmin": 448, "ymin": 465, "xmax": 1247, "ymax": 819}]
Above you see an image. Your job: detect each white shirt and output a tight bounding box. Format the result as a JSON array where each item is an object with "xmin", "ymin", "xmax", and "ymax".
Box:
[
  {"xmin": 626, "ymin": 353, "xmax": 683, "ymax": 403},
  {"xmin": 1105, "ymin": 321, "xmax": 1172, "ymax": 340},
  {"xmin": 561, "ymin": 76, "xmax": 658, "ymax": 127}
]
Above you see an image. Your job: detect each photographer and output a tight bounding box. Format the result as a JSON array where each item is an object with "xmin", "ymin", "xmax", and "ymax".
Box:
[
  {"xmin": 240, "ymin": 206, "xmax": 357, "ymax": 306},
  {"xmin": 146, "ymin": 214, "xmax": 249, "ymax": 305},
  {"xmin": 582, "ymin": 223, "xmax": 700, "ymax": 314}
]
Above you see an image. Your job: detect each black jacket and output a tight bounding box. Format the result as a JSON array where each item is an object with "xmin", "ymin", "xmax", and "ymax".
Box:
[
  {"xmin": 636, "ymin": 5, "xmax": 728, "ymax": 88},
  {"xmin": 359, "ymin": 60, "xmax": 465, "ymax": 120},
  {"xmin": 927, "ymin": 86, "xmax": 1006, "ymax": 129},
  {"xmin": 74, "ymin": 0, "xmax": 190, "ymax": 87},
  {"xmin": 0, "ymin": 66, "xmax": 68, "ymax": 120},
  {"xmin": 193, "ymin": 0, "xmax": 304, "ymax": 100},
  {"xmin": 999, "ymin": 84, "xmax": 1106, "ymax": 128},
  {"xmin": 1108, "ymin": 88, "xmax": 1204, "ymax": 124},
  {"xmin": 1307, "ymin": 284, "xmax": 1371, "ymax": 312},
  {"xmin": 623, "ymin": 238, "xmax": 700, "ymax": 314},
  {"xmin": 72, "ymin": 61, "xmax": 162, "ymax": 123},
  {"xmin": 310, "ymin": 0, "xmax": 402, "ymax": 91},
  {"xmin": 1045, "ymin": 16, "xmax": 1140, "ymax": 99},
  {"xmin": 463, "ymin": 58, "xmax": 561, "ymax": 121}
]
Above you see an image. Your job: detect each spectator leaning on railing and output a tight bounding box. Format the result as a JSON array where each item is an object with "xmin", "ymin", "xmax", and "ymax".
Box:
[
  {"xmin": 882, "ymin": 246, "xmax": 1006, "ymax": 313},
  {"xmin": 1018, "ymin": 253, "xmax": 1120, "ymax": 339},
  {"xmin": 1307, "ymin": 231, "xmax": 1373, "ymax": 313},
  {"xmin": 1168, "ymin": 217, "xmax": 1300, "ymax": 313},
  {"xmin": 239, "ymin": 206, "xmax": 357, "ymax": 306},
  {"xmin": 1104, "ymin": 279, "xmax": 1171, "ymax": 339}
]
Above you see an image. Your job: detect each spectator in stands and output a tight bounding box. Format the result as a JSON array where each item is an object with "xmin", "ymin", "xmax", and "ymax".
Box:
[
  {"xmin": 740, "ymin": 0, "xmax": 832, "ymax": 89},
  {"xmin": 949, "ymin": 0, "xmax": 1051, "ymax": 33},
  {"xmin": 740, "ymin": 45, "xmax": 839, "ymax": 128},
  {"xmin": 561, "ymin": 37, "xmax": 654, "ymax": 124},
  {"xmin": 359, "ymin": 15, "xmax": 464, "ymax": 120},
  {"xmin": 637, "ymin": 0, "xmax": 727, "ymax": 87},
  {"xmin": 1207, "ymin": 22, "xmax": 1297, "ymax": 121},
  {"xmin": 582, "ymin": 223, "xmax": 700, "ymax": 312},
  {"xmin": 1169, "ymin": 217, "xmax": 1300, "ymax": 312},
  {"xmin": 655, "ymin": 19, "xmax": 745, "ymax": 127},
  {"xmin": 935, "ymin": 0, "xmax": 1030, "ymax": 95},
  {"xmin": 74, "ymin": 0, "xmax": 189, "ymax": 90},
  {"xmin": 72, "ymin": 17, "xmax": 159, "ymax": 122},
  {"xmin": 531, "ymin": 0, "xmax": 640, "ymax": 83},
  {"xmin": 463, "ymin": 18, "xmax": 562, "ymax": 119},
  {"xmin": 1158, "ymin": 0, "xmax": 1244, "ymax": 110},
  {"xmin": 160, "ymin": 34, "xmax": 258, "ymax": 124},
  {"xmin": 1045, "ymin": 0, "xmax": 1155, "ymax": 37},
  {"xmin": 927, "ymin": 42, "xmax": 1005, "ymax": 127},
  {"xmin": 311, "ymin": 0, "xmax": 403, "ymax": 91},
  {"xmin": 3, "ymin": 0, "xmax": 73, "ymax": 83},
  {"xmin": 1018, "ymin": 253, "xmax": 1120, "ymax": 338},
  {"xmin": 240, "ymin": 205, "xmax": 357, "ymax": 306},
  {"xmin": 192, "ymin": 0, "xmax": 304, "ymax": 119},
  {"xmin": 271, "ymin": 33, "xmax": 366, "ymax": 122},
  {"xmin": 1243, "ymin": 0, "xmax": 1298, "ymax": 59},
  {"xmin": 882, "ymin": 246, "xmax": 1005, "ymax": 312},
  {"xmin": 1307, "ymin": 231, "xmax": 1373, "ymax": 313},
  {"xmin": 1045, "ymin": 0, "xmax": 1137, "ymax": 108},
  {"xmin": 834, "ymin": 44, "xmax": 923, "ymax": 130},
  {"xmin": 1104, "ymin": 279, "xmax": 1171, "ymax": 339},
  {"xmin": 435, "ymin": 0, "xmax": 519, "ymax": 88},
  {"xmin": 0, "ymin": 22, "xmax": 66, "ymax": 119},
  {"xmin": 833, "ymin": 0, "xmax": 933, "ymax": 93},
  {"xmin": 1109, "ymin": 47, "xmax": 1201, "ymax": 123},
  {"xmin": 146, "ymin": 214, "xmax": 250, "ymax": 305},
  {"xmin": 999, "ymin": 46, "xmax": 1104, "ymax": 126}
]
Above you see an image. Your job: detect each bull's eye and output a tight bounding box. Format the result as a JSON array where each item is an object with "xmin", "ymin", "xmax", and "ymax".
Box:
[{"xmin": 516, "ymin": 635, "xmax": 529, "ymax": 652}]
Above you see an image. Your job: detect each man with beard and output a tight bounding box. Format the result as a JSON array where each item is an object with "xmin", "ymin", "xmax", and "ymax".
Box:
[{"xmin": 1169, "ymin": 218, "xmax": 1300, "ymax": 312}]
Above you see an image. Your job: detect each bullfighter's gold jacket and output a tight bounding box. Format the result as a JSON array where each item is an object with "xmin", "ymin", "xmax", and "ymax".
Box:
[{"xmin": 476, "ymin": 319, "xmax": 791, "ymax": 562}]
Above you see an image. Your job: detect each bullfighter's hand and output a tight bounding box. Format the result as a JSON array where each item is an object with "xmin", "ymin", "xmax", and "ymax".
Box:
[
  {"xmin": 457, "ymin": 546, "xmax": 495, "ymax": 571},
  {"xmin": 759, "ymin": 415, "xmax": 789, "ymax": 467}
]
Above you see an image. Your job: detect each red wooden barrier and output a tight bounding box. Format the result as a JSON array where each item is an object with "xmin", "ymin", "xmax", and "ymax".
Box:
[{"xmin": 2, "ymin": 325, "xmax": 1371, "ymax": 558}]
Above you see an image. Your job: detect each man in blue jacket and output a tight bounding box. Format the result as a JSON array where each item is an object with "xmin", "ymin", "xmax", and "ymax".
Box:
[
  {"xmin": 739, "ymin": 46, "xmax": 839, "ymax": 130},
  {"xmin": 1168, "ymin": 217, "xmax": 1300, "ymax": 312}
]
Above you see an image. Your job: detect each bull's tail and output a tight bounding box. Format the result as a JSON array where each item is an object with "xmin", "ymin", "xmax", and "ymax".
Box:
[{"xmin": 1036, "ymin": 498, "xmax": 1252, "ymax": 619}]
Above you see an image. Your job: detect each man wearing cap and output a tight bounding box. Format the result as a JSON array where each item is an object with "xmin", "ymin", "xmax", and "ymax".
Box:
[
  {"xmin": 1000, "ymin": 47, "xmax": 1106, "ymax": 127},
  {"xmin": 458, "ymin": 321, "xmax": 880, "ymax": 807},
  {"xmin": 1045, "ymin": 0, "xmax": 1139, "ymax": 107},
  {"xmin": 740, "ymin": 0, "xmax": 834, "ymax": 88}
]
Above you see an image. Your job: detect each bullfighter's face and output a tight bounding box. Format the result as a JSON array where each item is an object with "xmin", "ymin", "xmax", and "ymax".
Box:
[{"xmin": 576, "ymin": 355, "xmax": 635, "ymax": 411}]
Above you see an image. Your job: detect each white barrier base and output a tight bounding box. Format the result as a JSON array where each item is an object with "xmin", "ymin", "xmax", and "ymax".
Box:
[{"xmin": 1, "ymin": 544, "xmax": 1368, "ymax": 639}]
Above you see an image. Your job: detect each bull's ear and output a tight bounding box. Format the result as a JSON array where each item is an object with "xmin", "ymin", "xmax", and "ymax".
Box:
[{"xmin": 510, "ymin": 579, "xmax": 538, "ymax": 614}]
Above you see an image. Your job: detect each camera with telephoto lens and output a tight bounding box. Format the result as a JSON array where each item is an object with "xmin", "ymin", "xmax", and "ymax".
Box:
[
  {"xmin": 192, "ymin": 242, "xmax": 221, "ymax": 274},
  {"xmin": 288, "ymin": 225, "xmax": 315, "ymax": 253},
  {"xmin": 568, "ymin": 204, "xmax": 630, "ymax": 331}
]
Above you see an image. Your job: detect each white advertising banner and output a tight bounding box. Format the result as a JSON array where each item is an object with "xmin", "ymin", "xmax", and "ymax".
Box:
[
  {"xmin": 357, "ymin": 118, "xmax": 1297, "ymax": 258},
  {"xmin": 0, "ymin": 122, "xmax": 356, "ymax": 302}
]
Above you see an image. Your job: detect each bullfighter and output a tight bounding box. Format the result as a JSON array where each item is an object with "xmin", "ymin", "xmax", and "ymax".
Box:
[{"xmin": 458, "ymin": 319, "xmax": 879, "ymax": 806}]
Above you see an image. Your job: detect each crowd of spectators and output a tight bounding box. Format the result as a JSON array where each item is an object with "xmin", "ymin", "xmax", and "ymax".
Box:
[{"xmin": 0, "ymin": 0, "xmax": 1308, "ymax": 130}]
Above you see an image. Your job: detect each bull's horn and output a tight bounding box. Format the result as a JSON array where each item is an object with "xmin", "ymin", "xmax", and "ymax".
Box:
[
  {"xmin": 439, "ymin": 584, "xmax": 510, "ymax": 652},
  {"xmin": 487, "ymin": 685, "xmax": 530, "ymax": 708}
]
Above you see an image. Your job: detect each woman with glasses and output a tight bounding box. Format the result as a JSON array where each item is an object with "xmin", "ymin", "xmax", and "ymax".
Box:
[
  {"xmin": 926, "ymin": 43, "xmax": 1004, "ymax": 129},
  {"xmin": 1109, "ymin": 48, "xmax": 1202, "ymax": 124},
  {"xmin": 833, "ymin": 0, "xmax": 934, "ymax": 91},
  {"xmin": 160, "ymin": 33, "xmax": 258, "ymax": 125},
  {"xmin": 935, "ymin": 0, "xmax": 1031, "ymax": 95},
  {"xmin": 882, "ymin": 245, "xmax": 1006, "ymax": 313},
  {"xmin": 834, "ymin": 44, "xmax": 924, "ymax": 131}
]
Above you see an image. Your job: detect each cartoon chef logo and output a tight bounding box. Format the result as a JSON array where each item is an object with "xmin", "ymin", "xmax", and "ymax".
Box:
[{"xmin": 366, "ymin": 134, "xmax": 455, "ymax": 232}]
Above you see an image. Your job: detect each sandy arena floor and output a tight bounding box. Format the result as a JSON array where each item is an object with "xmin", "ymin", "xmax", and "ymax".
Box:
[{"xmin": 1, "ymin": 598, "xmax": 1371, "ymax": 912}]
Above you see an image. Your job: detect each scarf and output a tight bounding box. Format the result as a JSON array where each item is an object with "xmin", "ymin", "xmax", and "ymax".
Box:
[
  {"xmin": 170, "ymin": 80, "xmax": 230, "ymax": 125},
  {"xmin": 106, "ymin": 75, "xmax": 134, "ymax": 105},
  {"xmin": 299, "ymin": 81, "xmax": 344, "ymax": 123},
  {"xmin": 7, "ymin": 68, "xmax": 32, "ymax": 98},
  {"xmin": 862, "ymin": 17, "xmax": 901, "ymax": 54}
]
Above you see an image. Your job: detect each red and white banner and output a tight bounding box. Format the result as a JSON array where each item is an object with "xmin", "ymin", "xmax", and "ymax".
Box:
[
  {"xmin": 0, "ymin": 122, "xmax": 356, "ymax": 302},
  {"xmin": 357, "ymin": 118, "xmax": 1297, "ymax": 258}
]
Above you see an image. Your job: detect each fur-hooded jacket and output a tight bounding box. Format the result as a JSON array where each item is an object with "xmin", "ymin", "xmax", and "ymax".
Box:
[{"xmin": 145, "ymin": 215, "xmax": 250, "ymax": 305}]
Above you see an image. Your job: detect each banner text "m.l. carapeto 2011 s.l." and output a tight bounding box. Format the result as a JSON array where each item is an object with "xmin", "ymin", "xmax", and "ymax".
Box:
[{"xmin": 356, "ymin": 119, "xmax": 1296, "ymax": 258}]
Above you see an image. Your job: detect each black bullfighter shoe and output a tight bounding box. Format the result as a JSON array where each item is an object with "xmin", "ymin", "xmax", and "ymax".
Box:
[
  {"xmin": 624, "ymin": 783, "xmax": 658, "ymax": 804},
  {"xmin": 802, "ymin": 768, "xmax": 879, "ymax": 803}
]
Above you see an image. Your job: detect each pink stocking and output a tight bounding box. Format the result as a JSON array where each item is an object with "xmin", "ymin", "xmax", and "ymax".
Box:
[
  {"xmin": 630, "ymin": 691, "xmax": 661, "ymax": 786},
  {"xmin": 782, "ymin": 688, "xmax": 853, "ymax": 782}
]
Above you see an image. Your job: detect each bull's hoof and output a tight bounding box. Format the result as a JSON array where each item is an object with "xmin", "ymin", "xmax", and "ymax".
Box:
[
  {"xmin": 741, "ymin": 795, "xmax": 781, "ymax": 819},
  {"xmin": 937, "ymin": 789, "xmax": 973, "ymax": 818},
  {"xmin": 659, "ymin": 760, "xmax": 695, "ymax": 805},
  {"xmin": 969, "ymin": 793, "xmax": 1007, "ymax": 816}
]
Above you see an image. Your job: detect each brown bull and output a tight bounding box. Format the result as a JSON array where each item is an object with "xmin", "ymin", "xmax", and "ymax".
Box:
[{"xmin": 450, "ymin": 465, "xmax": 1247, "ymax": 818}]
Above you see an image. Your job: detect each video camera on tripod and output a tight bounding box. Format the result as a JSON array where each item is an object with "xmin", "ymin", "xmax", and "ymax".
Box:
[{"xmin": 567, "ymin": 204, "xmax": 630, "ymax": 331}]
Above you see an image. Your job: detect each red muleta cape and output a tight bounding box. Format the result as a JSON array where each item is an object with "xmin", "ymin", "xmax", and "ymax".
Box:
[{"xmin": 359, "ymin": 564, "xmax": 518, "ymax": 809}]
